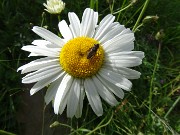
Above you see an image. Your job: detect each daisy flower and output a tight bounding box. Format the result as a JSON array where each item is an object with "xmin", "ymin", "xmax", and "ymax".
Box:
[
  {"xmin": 43, "ymin": 0, "xmax": 65, "ymax": 14},
  {"xmin": 18, "ymin": 8, "xmax": 144, "ymax": 118}
]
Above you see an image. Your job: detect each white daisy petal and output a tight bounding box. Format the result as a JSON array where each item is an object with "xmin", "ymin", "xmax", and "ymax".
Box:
[
  {"xmin": 67, "ymin": 79, "xmax": 81, "ymax": 118},
  {"xmin": 104, "ymin": 65, "xmax": 141, "ymax": 79},
  {"xmin": 32, "ymin": 39, "xmax": 51, "ymax": 46},
  {"xmin": 54, "ymin": 74, "xmax": 73, "ymax": 114},
  {"xmin": 32, "ymin": 39, "xmax": 60, "ymax": 48},
  {"xmin": 80, "ymin": 8, "xmax": 97, "ymax": 37},
  {"xmin": 68, "ymin": 12, "xmax": 81, "ymax": 37},
  {"xmin": 27, "ymin": 52, "xmax": 38, "ymax": 57},
  {"xmin": 58, "ymin": 86, "xmax": 70, "ymax": 115},
  {"xmin": 32, "ymin": 26, "xmax": 65, "ymax": 47},
  {"xmin": 44, "ymin": 76, "xmax": 64, "ymax": 105},
  {"xmin": 119, "ymin": 28, "xmax": 132, "ymax": 35},
  {"xmin": 99, "ymin": 23, "xmax": 126, "ymax": 43},
  {"xmin": 17, "ymin": 57, "xmax": 59, "ymax": 74},
  {"xmin": 57, "ymin": 75, "xmax": 75, "ymax": 115},
  {"xmin": 28, "ymin": 47, "xmax": 60, "ymax": 57},
  {"xmin": 58, "ymin": 20, "xmax": 73, "ymax": 41},
  {"xmin": 75, "ymin": 80, "xmax": 85, "ymax": 118},
  {"xmin": 103, "ymin": 33, "xmax": 135, "ymax": 52},
  {"xmin": 84, "ymin": 78, "xmax": 103, "ymax": 116},
  {"xmin": 96, "ymin": 74, "xmax": 124, "ymax": 99},
  {"xmin": 22, "ymin": 65, "xmax": 61, "ymax": 83},
  {"xmin": 105, "ymin": 54, "xmax": 142, "ymax": 67},
  {"xmin": 99, "ymin": 68, "xmax": 132, "ymax": 91},
  {"xmin": 94, "ymin": 14, "xmax": 115, "ymax": 40},
  {"xmin": 107, "ymin": 51, "xmax": 145, "ymax": 59},
  {"xmin": 30, "ymin": 71, "xmax": 65, "ymax": 95},
  {"xmin": 22, "ymin": 45, "xmax": 59, "ymax": 57},
  {"xmin": 92, "ymin": 76, "xmax": 118, "ymax": 106}
]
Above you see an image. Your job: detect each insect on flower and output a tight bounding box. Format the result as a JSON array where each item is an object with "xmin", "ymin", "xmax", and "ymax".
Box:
[{"xmin": 87, "ymin": 44, "xmax": 99, "ymax": 59}]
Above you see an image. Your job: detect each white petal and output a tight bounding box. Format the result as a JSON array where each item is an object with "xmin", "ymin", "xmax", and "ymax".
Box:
[
  {"xmin": 106, "ymin": 55, "xmax": 140, "ymax": 60},
  {"xmin": 84, "ymin": 78, "xmax": 103, "ymax": 116},
  {"xmin": 44, "ymin": 77, "xmax": 64, "ymax": 105},
  {"xmin": 67, "ymin": 79, "xmax": 81, "ymax": 118},
  {"xmin": 104, "ymin": 65, "xmax": 141, "ymax": 79},
  {"xmin": 99, "ymin": 23, "xmax": 126, "ymax": 44},
  {"xmin": 119, "ymin": 28, "xmax": 132, "ymax": 35},
  {"xmin": 32, "ymin": 40, "xmax": 59, "ymax": 49},
  {"xmin": 68, "ymin": 12, "xmax": 81, "ymax": 37},
  {"xmin": 107, "ymin": 51, "xmax": 145, "ymax": 59},
  {"xmin": 54, "ymin": 74, "xmax": 73, "ymax": 114},
  {"xmin": 58, "ymin": 20, "xmax": 73, "ymax": 41},
  {"xmin": 22, "ymin": 45, "xmax": 59, "ymax": 57},
  {"xmin": 17, "ymin": 57, "xmax": 59, "ymax": 74},
  {"xmin": 28, "ymin": 53, "xmax": 39, "ymax": 57},
  {"xmin": 92, "ymin": 76, "xmax": 118, "ymax": 106},
  {"xmin": 94, "ymin": 14, "xmax": 115, "ymax": 40},
  {"xmin": 98, "ymin": 68, "xmax": 132, "ymax": 91},
  {"xmin": 75, "ymin": 80, "xmax": 85, "ymax": 118},
  {"xmin": 32, "ymin": 26, "xmax": 65, "ymax": 47},
  {"xmin": 103, "ymin": 33, "xmax": 135, "ymax": 52},
  {"xmin": 96, "ymin": 74, "xmax": 124, "ymax": 99},
  {"xmin": 80, "ymin": 8, "xmax": 97, "ymax": 37},
  {"xmin": 58, "ymin": 85, "xmax": 70, "ymax": 115},
  {"xmin": 30, "ymin": 71, "xmax": 65, "ymax": 95},
  {"xmin": 56, "ymin": 76, "xmax": 72, "ymax": 115},
  {"xmin": 105, "ymin": 54, "xmax": 142, "ymax": 67},
  {"xmin": 22, "ymin": 65, "xmax": 61, "ymax": 83},
  {"xmin": 32, "ymin": 39, "xmax": 51, "ymax": 46},
  {"xmin": 58, "ymin": 79, "xmax": 73, "ymax": 115}
]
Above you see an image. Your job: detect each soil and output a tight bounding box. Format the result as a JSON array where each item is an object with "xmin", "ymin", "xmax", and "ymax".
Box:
[{"xmin": 16, "ymin": 88, "xmax": 69, "ymax": 135}]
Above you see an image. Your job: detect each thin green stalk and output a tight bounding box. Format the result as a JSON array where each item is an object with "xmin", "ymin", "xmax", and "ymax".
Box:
[
  {"xmin": 125, "ymin": 4, "xmax": 144, "ymax": 25},
  {"xmin": 58, "ymin": 14, "xmax": 61, "ymax": 22},
  {"xmin": 132, "ymin": 0, "xmax": 150, "ymax": 32},
  {"xmin": 90, "ymin": 0, "xmax": 94, "ymax": 9},
  {"xmin": 85, "ymin": 111, "xmax": 114, "ymax": 135},
  {"xmin": 41, "ymin": 105, "xmax": 46, "ymax": 135},
  {"xmin": 109, "ymin": 0, "xmax": 115, "ymax": 14},
  {"xmin": 116, "ymin": 0, "xmax": 127, "ymax": 22},
  {"xmin": 41, "ymin": 12, "xmax": 46, "ymax": 27},
  {"xmin": 0, "ymin": 130, "xmax": 16, "ymax": 135},
  {"xmin": 164, "ymin": 96, "xmax": 180, "ymax": 118},
  {"xmin": 148, "ymin": 42, "xmax": 161, "ymax": 123},
  {"xmin": 95, "ymin": 0, "xmax": 98, "ymax": 11},
  {"xmin": 113, "ymin": 3, "xmax": 132, "ymax": 15},
  {"xmin": 168, "ymin": 85, "xmax": 180, "ymax": 97}
]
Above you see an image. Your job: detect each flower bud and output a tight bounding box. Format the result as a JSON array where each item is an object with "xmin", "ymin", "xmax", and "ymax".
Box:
[{"xmin": 43, "ymin": 0, "xmax": 65, "ymax": 14}]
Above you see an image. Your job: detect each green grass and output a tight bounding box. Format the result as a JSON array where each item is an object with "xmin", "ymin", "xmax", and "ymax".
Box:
[{"xmin": 0, "ymin": 0, "xmax": 179, "ymax": 134}]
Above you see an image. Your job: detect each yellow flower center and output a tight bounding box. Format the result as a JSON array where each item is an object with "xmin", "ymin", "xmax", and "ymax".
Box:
[{"xmin": 60, "ymin": 37, "xmax": 104, "ymax": 78}]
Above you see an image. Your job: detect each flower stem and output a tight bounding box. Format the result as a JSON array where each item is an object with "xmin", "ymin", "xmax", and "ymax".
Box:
[
  {"xmin": 41, "ymin": 105, "xmax": 46, "ymax": 135},
  {"xmin": 164, "ymin": 96, "xmax": 180, "ymax": 118},
  {"xmin": 132, "ymin": 0, "xmax": 150, "ymax": 32},
  {"xmin": 113, "ymin": 3, "xmax": 132, "ymax": 15},
  {"xmin": 90, "ymin": 0, "xmax": 95, "ymax": 9},
  {"xmin": 148, "ymin": 41, "xmax": 161, "ymax": 124},
  {"xmin": 41, "ymin": 12, "xmax": 46, "ymax": 27},
  {"xmin": 86, "ymin": 111, "xmax": 114, "ymax": 135},
  {"xmin": 58, "ymin": 14, "xmax": 61, "ymax": 22}
]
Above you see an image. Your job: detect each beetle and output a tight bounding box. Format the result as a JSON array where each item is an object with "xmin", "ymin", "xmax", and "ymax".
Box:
[{"xmin": 87, "ymin": 44, "xmax": 99, "ymax": 59}]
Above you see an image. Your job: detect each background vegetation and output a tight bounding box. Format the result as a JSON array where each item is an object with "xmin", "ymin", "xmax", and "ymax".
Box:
[{"xmin": 0, "ymin": 0, "xmax": 179, "ymax": 134}]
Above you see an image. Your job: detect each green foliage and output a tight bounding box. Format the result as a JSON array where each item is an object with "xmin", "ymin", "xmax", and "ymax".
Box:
[{"xmin": 0, "ymin": 0, "xmax": 179, "ymax": 134}]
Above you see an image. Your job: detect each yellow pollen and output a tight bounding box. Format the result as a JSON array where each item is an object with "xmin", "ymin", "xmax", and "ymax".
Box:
[{"xmin": 60, "ymin": 37, "xmax": 104, "ymax": 78}]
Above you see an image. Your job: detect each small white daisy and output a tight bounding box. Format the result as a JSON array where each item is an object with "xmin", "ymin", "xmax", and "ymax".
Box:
[
  {"xmin": 43, "ymin": 0, "xmax": 65, "ymax": 14},
  {"xmin": 18, "ymin": 8, "xmax": 144, "ymax": 118}
]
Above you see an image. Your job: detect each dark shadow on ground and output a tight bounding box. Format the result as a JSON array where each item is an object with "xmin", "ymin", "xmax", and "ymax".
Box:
[{"xmin": 16, "ymin": 88, "xmax": 69, "ymax": 135}]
